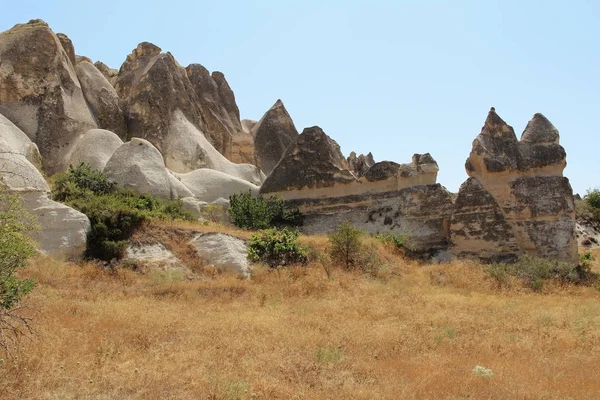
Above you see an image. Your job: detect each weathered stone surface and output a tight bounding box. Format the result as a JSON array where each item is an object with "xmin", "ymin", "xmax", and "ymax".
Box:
[
  {"xmin": 450, "ymin": 178, "xmax": 521, "ymax": 262},
  {"xmin": 261, "ymin": 125, "xmax": 450, "ymax": 254},
  {"xmin": 104, "ymin": 138, "xmax": 175, "ymax": 199},
  {"xmin": 456, "ymin": 108, "xmax": 577, "ymax": 263},
  {"xmin": 123, "ymin": 243, "xmax": 189, "ymax": 273},
  {"xmin": 262, "ymin": 126, "xmax": 438, "ymax": 200},
  {"xmin": 176, "ymin": 168, "xmax": 259, "ymax": 202},
  {"xmin": 185, "ymin": 64, "xmax": 242, "ymax": 158},
  {"xmin": 76, "ymin": 61, "xmax": 127, "ymax": 138},
  {"xmin": 21, "ymin": 191, "xmax": 90, "ymax": 258},
  {"xmin": 115, "ymin": 44, "xmax": 261, "ymax": 182},
  {"xmin": 75, "ymin": 55, "xmax": 92, "ymax": 64},
  {"xmin": 0, "ymin": 19, "xmax": 98, "ymax": 174},
  {"xmin": 0, "ymin": 113, "xmax": 90, "ymax": 257},
  {"xmin": 68, "ymin": 129, "xmax": 124, "ymax": 171},
  {"xmin": 296, "ymin": 184, "xmax": 455, "ymax": 255},
  {"xmin": 189, "ymin": 233, "xmax": 250, "ymax": 277},
  {"xmin": 260, "ymin": 126, "xmax": 353, "ymax": 196},
  {"xmin": 0, "ymin": 112, "xmax": 43, "ymax": 171},
  {"xmin": 347, "ymin": 151, "xmax": 375, "ymax": 177},
  {"xmin": 56, "ymin": 33, "xmax": 76, "ymax": 66},
  {"xmin": 94, "ymin": 61, "xmax": 118, "ymax": 86},
  {"xmin": 252, "ymin": 100, "xmax": 299, "ymax": 175}
]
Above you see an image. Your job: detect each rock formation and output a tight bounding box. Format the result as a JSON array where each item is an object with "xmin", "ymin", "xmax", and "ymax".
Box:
[
  {"xmin": 176, "ymin": 168, "xmax": 259, "ymax": 202},
  {"xmin": 189, "ymin": 233, "xmax": 250, "ymax": 277},
  {"xmin": 347, "ymin": 152, "xmax": 375, "ymax": 177},
  {"xmin": 451, "ymin": 109, "xmax": 577, "ymax": 263},
  {"xmin": 252, "ymin": 100, "xmax": 299, "ymax": 175},
  {"xmin": 76, "ymin": 61, "xmax": 127, "ymax": 138},
  {"xmin": 94, "ymin": 61, "xmax": 118, "ymax": 86},
  {"xmin": 114, "ymin": 43, "xmax": 262, "ymax": 183},
  {"xmin": 0, "ymin": 112, "xmax": 90, "ymax": 257},
  {"xmin": 261, "ymin": 126, "xmax": 452, "ymax": 254},
  {"xmin": 0, "ymin": 19, "xmax": 98, "ymax": 174},
  {"xmin": 68, "ymin": 129, "xmax": 124, "ymax": 171},
  {"xmin": 104, "ymin": 138, "xmax": 179, "ymax": 200}
]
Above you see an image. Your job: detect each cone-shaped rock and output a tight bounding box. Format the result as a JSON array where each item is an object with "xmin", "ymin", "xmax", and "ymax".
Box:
[
  {"xmin": 260, "ymin": 126, "xmax": 354, "ymax": 194},
  {"xmin": 253, "ymin": 100, "xmax": 299, "ymax": 175}
]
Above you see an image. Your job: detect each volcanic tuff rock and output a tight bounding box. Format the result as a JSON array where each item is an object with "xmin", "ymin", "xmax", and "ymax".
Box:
[
  {"xmin": 261, "ymin": 125, "xmax": 451, "ymax": 254},
  {"xmin": 453, "ymin": 108, "xmax": 577, "ymax": 263},
  {"xmin": 76, "ymin": 61, "xmax": 127, "ymax": 138},
  {"xmin": 252, "ymin": 100, "xmax": 299, "ymax": 175},
  {"xmin": 68, "ymin": 129, "xmax": 124, "ymax": 171},
  {"xmin": 185, "ymin": 64, "xmax": 242, "ymax": 158},
  {"xmin": 0, "ymin": 112, "xmax": 90, "ymax": 257},
  {"xmin": 0, "ymin": 19, "xmax": 98, "ymax": 174},
  {"xmin": 189, "ymin": 233, "xmax": 250, "ymax": 277},
  {"xmin": 176, "ymin": 168, "xmax": 260, "ymax": 202},
  {"xmin": 103, "ymin": 138, "xmax": 178, "ymax": 200},
  {"xmin": 347, "ymin": 152, "xmax": 375, "ymax": 177},
  {"xmin": 114, "ymin": 43, "xmax": 262, "ymax": 183},
  {"xmin": 94, "ymin": 61, "xmax": 118, "ymax": 86}
]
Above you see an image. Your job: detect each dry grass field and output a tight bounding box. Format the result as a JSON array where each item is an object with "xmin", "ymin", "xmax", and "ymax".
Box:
[{"xmin": 2, "ymin": 231, "xmax": 600, "ymax": 399}]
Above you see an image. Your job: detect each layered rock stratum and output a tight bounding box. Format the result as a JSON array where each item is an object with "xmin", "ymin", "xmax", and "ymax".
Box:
[{"xmin": 0, "ymin": 19, "xmax": 581, "ymax": 265}]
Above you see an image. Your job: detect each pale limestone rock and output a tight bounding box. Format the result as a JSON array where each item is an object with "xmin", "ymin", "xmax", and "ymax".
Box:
[
  {"xmin": 189, "ymin": 233, "xmax": 250, "ymax": 277},
  {"xmin": 68, "ymin": 129, "xmax": 124, "ymax": 171},
  {"xmin": 176, "ymin": 168, "xmax": 259, "ymax": 203},
  {"xmin": 104, "ymin": 138, "xmax": 174, "ymax": 199},
  {"xmin": 76, "ymin": 61, "xmax": 127, "ymax": 138},
  {"xmin": 0, "ymin": 19, "xmax": 97, "ymax": 174},
  {"xmin": 20, "ymin": 191, "xmax": 90, "ymax": 258}
]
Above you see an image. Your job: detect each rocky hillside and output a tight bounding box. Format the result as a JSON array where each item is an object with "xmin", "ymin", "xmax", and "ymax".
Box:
[{"xmin": 0, "ymin": 19, "xmax": 581, "ymax": 266}]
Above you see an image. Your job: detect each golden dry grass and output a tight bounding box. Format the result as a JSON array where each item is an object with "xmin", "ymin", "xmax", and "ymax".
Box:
[{"xmin": 2, "ymin": 242, "xmax": 600, "ymax": 399}]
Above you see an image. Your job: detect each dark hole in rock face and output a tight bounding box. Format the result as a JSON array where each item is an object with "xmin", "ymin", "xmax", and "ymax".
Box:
[{"xmin": 384, "ymin": 216, "xmax": 393, "ymax": 225}]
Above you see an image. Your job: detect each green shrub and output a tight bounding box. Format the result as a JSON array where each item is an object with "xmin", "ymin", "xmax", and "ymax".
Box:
[
  {"xmin": 248, "ymin": 228, "xmax": 307, "ymax": 268},
  {"xmin": 51, "ymin": 164, "xmax": 192, "ymax": 261},
  {"xmin": 0, "ymin": 187, "xmax": 36, "ymax": 309},
  {"xmin": 0, "ymin": 185, "xmax": 37, "ymax": 354},
  {"xmin": 375, "ymin": 232, "xmax": 409, "ymax": 249},
  {"xmin": 585, "ymin": 188, "xmax": 600, "ymax": 209},
  {"xmin": 328, "ymin": 221, "xmax": 363, "ymax": 270},
  {"xmin": 228, "ymin": 191, "xmax": 303, "ymax": 230},
  {"xmin": 487, "ymin": 255, "xmax": 592, "ymax": 292},
  {"xmin": 52, "ymin": 163, "xmax": 116, "ymax": 201}
]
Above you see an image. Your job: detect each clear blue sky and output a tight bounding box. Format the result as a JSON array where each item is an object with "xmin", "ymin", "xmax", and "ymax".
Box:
[{"xmin": 2, "ymin": 1, "xmax": 598, "ymax": 194}]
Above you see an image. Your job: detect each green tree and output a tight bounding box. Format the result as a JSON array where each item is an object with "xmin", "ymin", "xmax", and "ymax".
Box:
[
  {"xmin": 328, "ymin": 221, "xmax": 363, "ymax": 270},
  {"xmin": 228, "ymin": 191, "xmax": 303, "ymax": 230}
]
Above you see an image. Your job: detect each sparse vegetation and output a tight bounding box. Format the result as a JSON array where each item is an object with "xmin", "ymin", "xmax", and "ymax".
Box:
[
  {"xmin": 228, "ymin": 191, "xmax": 303, "ymax": 230},
  {"xmin": 485, "ymin": 254, "xmax": 595, "ymax": 292},
  {"xmin": 0, "ymin": 185, "xmax": 36, "ymax": 354},
  {"xmin": 248, "ymin": 228, "xmax": 307, "ymax": 268},
  {"xmin": 328, "ymin": 221, "xmax": 363, "ymax": 270},
  {"xmin": 52, "ymin": 163, "xmax": 193, "ymax": 261}
]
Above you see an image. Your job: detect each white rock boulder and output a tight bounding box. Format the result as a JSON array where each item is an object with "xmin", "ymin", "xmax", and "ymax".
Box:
[
  {"xmin": 68, "ymin": 129, "xmax": 124, "ymax": 171},
  {"xmin": 104, "ymin": 138, "xmax": 175, "ymax": 199},
  {"xmin": 176, "ymin": 168, "xmax": 260, "ymax": 202},
  {"xmin": 189, "ymin": 233, "xmax": 250, "ymax": 277}
]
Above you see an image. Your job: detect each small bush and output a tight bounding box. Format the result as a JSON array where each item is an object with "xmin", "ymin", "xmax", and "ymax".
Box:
[
  {"xmin": 52, "ymin": 163, "xmax": 116, "ymax": 201},
  {"xmin": 229, "ymin": 191, "xmax": 303, "ymax": 230},
  {"xmin": 51, "ymin": 164, "xmax": 192, "ymax": 261},
  {"xmin": 375, "ymin": 232, "xmax": 409, "ymax": 249},
  {"xmin": 0, "ymin": 185, "xmax": 37, "ymax": 354},
  {"xmin": 248, "ymin": 228, "xmax": 307, "ymax": 268},
  {"xmin": 585, "ymin": 188, "xmax": 600, "ymax": 209},
  {"xmin": 328, "ymin": 221, "xmax": 364, "ymax": 271},
  {"xmin": 486, "ymin": 255, "xmax": 592, "ymax": 292}
]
